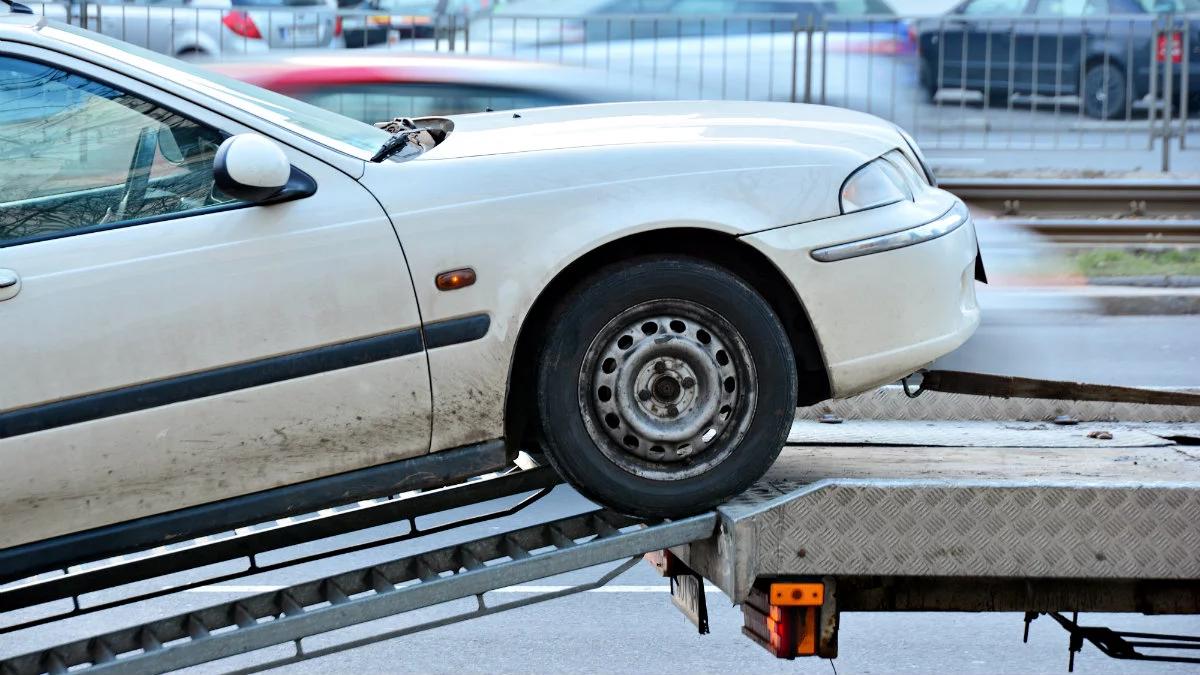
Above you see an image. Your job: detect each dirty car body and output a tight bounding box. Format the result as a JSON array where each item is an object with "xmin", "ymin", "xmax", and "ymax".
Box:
[{"xmin": 0, "ymin": 15, "xmax": 980, "ymax": 581}]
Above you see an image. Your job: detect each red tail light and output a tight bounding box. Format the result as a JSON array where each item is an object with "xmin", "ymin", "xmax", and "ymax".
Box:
[
  {"xmin": 1157, "ymin": 32, "xmax": 1183, "ymax": 64},
  {"xmin": 222, "ymin": 10, "xmax": 263, "ymax": 39},
  {"xmin": 334, "ymin": 16, "xmax": 343, "ymax": 36}
]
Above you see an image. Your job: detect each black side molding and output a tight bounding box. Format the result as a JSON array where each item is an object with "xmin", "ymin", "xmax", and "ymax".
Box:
[
  {"xmin": 425, "ymin": 313, "xmax": 490, "ymax": 349},
  {"xmin": 0, "ymin": 439, "xmax": 508, "ymax": 585},
  {"xmin": 0, "ymin": 328, "xmax": 423, "ymax": 440},
  {"xmin": 0, "ymin": 314, "xmax": 490, "ymax": 440}
]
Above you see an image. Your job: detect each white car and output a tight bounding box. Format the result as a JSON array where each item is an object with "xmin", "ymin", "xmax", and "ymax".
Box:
[{"xmin": 0, "ymin": 15, "xmax": 981, "ymax": 582}]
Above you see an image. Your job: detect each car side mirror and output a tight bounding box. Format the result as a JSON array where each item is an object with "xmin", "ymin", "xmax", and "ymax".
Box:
[{"xmin": 213, "ymin": 133, "xmax": 315, "ymax": 204}]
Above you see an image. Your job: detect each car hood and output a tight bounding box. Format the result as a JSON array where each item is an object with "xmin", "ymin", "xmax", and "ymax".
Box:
[{"xmin": 420, "ymin": 100, "xmax": 904, "ymax": 162}]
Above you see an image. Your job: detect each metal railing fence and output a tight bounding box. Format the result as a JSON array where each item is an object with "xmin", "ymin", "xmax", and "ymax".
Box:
[{"xmin": 18, "ymin": 4, "xmax": 1200, "ymax": 170}]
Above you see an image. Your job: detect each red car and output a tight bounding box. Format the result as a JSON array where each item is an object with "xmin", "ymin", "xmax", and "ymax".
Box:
[{"xmin": 207, "ymin": 52, "xmax": 632, "ymax": 122}]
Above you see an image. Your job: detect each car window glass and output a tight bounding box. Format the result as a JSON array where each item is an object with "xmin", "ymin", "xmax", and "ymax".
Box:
[
  {"xmin": 600, "ymin": 0, "xmax": 675, "ymax": 11},
  {"xmin": 1032, "ymin": 0, "xmax": 1108, "ymax": 14},
  {"xmin": 1134, "ymin": 0, "xmax": 1199, "ymax": 9},
  {"xmin": 0, "ymin": 57, "xmax": 237, "ymax": 245},
  {"xmin": 294, "ymin": 83, "xmax": 578, "ymax": 122},
  {"xmin": 733, "ymin": 1, "xmax": 823, "ymax": 14},
  {"xmin": 961, "ymin": 0, "xmax": 1028, "ymax": 14},
  {"xmin": 43, "ymin": 23, "xmax": 391, "ymax": 158},
  {"xmin": 830, "ymin": 0, "xmax": 895, "ymax": 13},
  {"xmin": 670, "ymin": 0, "xmax": 736, "ymax": 12}
]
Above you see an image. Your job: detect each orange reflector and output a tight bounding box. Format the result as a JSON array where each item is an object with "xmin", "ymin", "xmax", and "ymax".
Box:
[
  {"xmin": 436, "ymin": 268, "xmax": 476, "ymax": 291},
  {"xmin": 770, "ymin": 582, "xmax": 824, "ymax": 607}
]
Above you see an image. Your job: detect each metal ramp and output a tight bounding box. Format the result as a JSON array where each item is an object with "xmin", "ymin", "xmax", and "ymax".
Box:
[
  {"xmin": 1, "ymin": 464, "xmax": 562, "ymax": 630},
  {"xmin": 1, "ymin": 507, "xmax": 715, "ymax": 675}
]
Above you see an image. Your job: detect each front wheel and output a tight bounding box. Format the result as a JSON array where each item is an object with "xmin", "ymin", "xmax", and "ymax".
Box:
[
  {"xmin": 919, "ymin": 57, "xmax": 938, "ymax": 103},
  {"xmin": 1082, "ymin": 62, "xmax": 1128, "ymax": 120},
  {"xmin": 535, "ymin": 256, "xmax": 798, "ymax": 518}
]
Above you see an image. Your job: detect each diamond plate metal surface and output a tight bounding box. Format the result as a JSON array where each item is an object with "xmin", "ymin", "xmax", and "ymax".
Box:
[
  {"xmin": 797, "ymin": 385, "xmax": 1200, "ymax": 423},
  {"xmin": 729, "ymin": 480, "xmax": 1200, "ymax": 584}
]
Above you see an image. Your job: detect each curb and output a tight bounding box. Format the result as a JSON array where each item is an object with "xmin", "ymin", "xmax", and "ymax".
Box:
[
  {"xmin": 798, "ymin": 384, "xmax": 1200, "ymax": 423},
  {"xmin": 1096, "ymin": 293, "xmax": 1200, "ymax": 316},
  {"xmin": 1089, "ymin": 275, "xmax": 1200, "ymax": 289}
]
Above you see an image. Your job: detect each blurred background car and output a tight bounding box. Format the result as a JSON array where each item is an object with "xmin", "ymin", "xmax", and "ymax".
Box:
[
  {"xmin": 204, "ymin": 52, "xmax": 634, "ymax": 120},
  {"xmin": 579, "ymin": 0, "xmax": 907, "ymax": 46},
  {"xmin": 341, "ymin": 0, "xmax": 491, "ymax": 47},
  {"xmin": 18, "ymin": 0, "xmax": 339, "ymax": 57},
  {"xmin": 917, "ymin": 0, "xmax": 1200, "ymax": 118},
  {"xmin": 472, "ymin": 0, "xmax": 911, "ymax": 52}
]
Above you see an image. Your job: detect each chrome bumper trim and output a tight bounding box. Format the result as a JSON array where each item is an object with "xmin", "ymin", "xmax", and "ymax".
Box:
[{"xmin": 810, "ymin": 201, "xmax": 970, "ymax": 263}]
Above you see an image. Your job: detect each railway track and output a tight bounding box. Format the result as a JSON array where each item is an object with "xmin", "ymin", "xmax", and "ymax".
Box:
[{"xmin": 940, "ymin": 177, "xmax": 1200, "ymax": 244}]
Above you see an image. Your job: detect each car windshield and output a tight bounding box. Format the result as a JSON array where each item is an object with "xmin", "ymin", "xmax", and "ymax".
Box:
[
  {"xmin": 232, "ymin": 0, "xmax": 328, "ymax": 6},
  {"xmin": 1137, "ymin": 0, "xmax": 1200, "ymax": 9},
  {"xmin": 375, "ymin": 0, "xmax": 440, "ymax": 11},
  {"xmin": 40, "ymin": 22, "xmax": 391, "ymax": 159}
]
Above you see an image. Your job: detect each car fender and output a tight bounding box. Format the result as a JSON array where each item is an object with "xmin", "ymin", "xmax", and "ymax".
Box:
[{"xmin": 359, "ymin": 139, "xmax": 870, "ymax": 453}]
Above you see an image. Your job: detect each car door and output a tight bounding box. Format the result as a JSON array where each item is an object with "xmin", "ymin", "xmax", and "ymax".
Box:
[
  {"xmin": 0, "ymin": 48, "xmax": 431, "ymax": 550},
  {"xmin": 1025, "ymin": 0, "xmax": 1108, "ymax": 95},
  {"xmin": 936, "ymin": 0, "xmax": 1028, "ymax": 91}
]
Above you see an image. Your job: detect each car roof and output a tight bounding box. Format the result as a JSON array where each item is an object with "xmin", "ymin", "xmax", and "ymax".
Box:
[{"xmin": 0, "ymin": 13, "xmax": 41, "ymax": 28}]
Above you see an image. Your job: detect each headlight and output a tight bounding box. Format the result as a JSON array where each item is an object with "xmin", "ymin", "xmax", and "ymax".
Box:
[
  {"xmin": 840, "ymin": 153, "xmax": 912, "ymax": 214},
  {"xmin": 894, "ymin": 125, "xmax": 936, "ymax": 186}
]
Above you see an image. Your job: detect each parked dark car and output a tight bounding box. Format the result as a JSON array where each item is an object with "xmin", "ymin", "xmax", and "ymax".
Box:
[
  {"xmin": 579, "ymin": 0, "xmax": 909, "ymax": 46},
  {"xmin": 917, "ymin": 0, "xmax": 1200, "ymax": 119}
]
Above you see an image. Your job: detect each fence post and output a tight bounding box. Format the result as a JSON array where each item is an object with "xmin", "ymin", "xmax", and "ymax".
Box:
[
  {"xmin": 804, "ymin": 14, "xmax": 814, "ymax": 104},
  {"xmin": 1162, "ymin": 13, "xmax": 1175, "ymax": 172},
  {"xmin": 790, "ymin": 16, "xmax": 799, "ymax": 103},
  {"xmin": 1149, "ymin": 16, "xmax": 1159, "ymax": 152},
  {"xmin": 1178, "ymin": 14, "xmax": 1190, "ymax": 153}
]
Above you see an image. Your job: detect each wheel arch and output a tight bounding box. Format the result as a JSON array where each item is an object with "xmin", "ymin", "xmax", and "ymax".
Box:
[
  {"xmin": 502, "ymin": 227, "xmax": 830, "ymax": 451},
  {"xmin": 1082, "ymin": 51, "xmax": 1128, "ymax": 76}
]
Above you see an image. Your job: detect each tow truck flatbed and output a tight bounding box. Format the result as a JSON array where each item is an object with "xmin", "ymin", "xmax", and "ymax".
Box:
[{"xmin": 680, "ymin": 439, "xmax": 1200, "ymax": 606}]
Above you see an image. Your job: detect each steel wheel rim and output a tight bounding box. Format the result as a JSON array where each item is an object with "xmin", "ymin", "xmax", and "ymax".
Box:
[
  {"xmin": 1086, "ymin": 69, "xmax": 1122, "ymax": 118},
  {"xmin": 578, "ymin": 299, "xmax": 757, "ymax": 481}
]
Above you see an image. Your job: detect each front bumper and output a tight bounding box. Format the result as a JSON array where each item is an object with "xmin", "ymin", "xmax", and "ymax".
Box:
[{"xmin": 743, "ymin": 192, "xmax": 981, "ymax": 398}]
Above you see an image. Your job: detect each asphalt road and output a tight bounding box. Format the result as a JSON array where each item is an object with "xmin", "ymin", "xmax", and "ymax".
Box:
[
  {"xmin": 4, "ymin": 487, "xmax": 1197, "ymax": 675},
  {"xmin": 935, "ymin": 308, "xmax": 1200, "ymax": 387}
]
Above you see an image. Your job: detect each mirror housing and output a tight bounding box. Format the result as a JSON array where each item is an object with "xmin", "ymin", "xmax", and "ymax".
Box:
[{"xmin": 213, "ymin": 134, "xmax": 311, "ymax": 204}]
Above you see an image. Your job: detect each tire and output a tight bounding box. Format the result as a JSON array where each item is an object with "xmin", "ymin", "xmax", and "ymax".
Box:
[
  {"xmin": 919, "ymin": 57, "xmax": 938, "ymax": 103},
  {"xmin": 1082, "ymin": 62, "xmax": 1128, "ymax": 120},
  {"xmin": 535, "ymin": 256, "xmax": 798, "ymax": 518}
]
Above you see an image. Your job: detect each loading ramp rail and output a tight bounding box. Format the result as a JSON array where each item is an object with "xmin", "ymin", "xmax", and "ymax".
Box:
[
  {"xmin": 0, "ymin": 465, "xmax": 564, "ymax": 632},
  {"xmin": 0, "ymin": 499, "xmax": 714, "ymax": 674}
]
